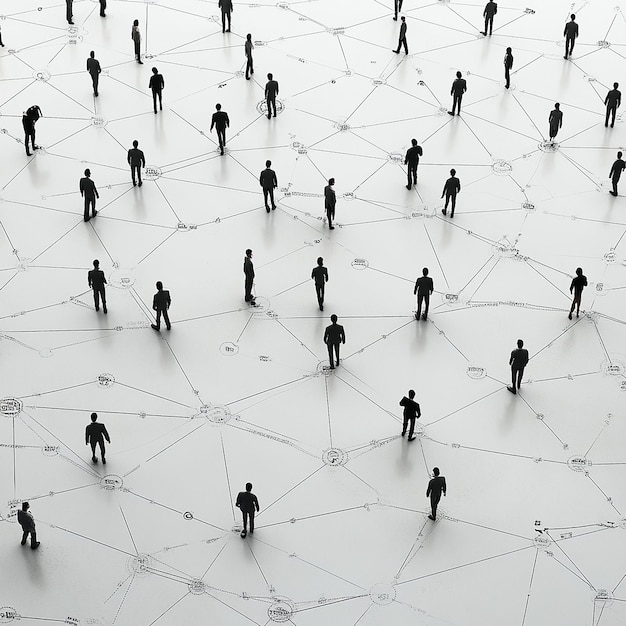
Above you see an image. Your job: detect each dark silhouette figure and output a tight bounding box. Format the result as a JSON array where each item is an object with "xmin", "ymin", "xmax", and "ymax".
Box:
[
  {"xmin": 507, "ymin": 339, "xmax": 529, "ymax": 394},
  {"xmin": 448, "ymin": 71, "xmax": 467, "ymax": 116},
  {"xmin": 609, "ymin": 151, "xmax": 625, "ymax": 197},
  {"xmin": 151, "ymin": 281, "xmax": 171, "ymax": 331},
  {"xmin": 393, "ymin": 0, "xmax": 403, "ymax": 20},
  {"xmin": 414, "ymin": 267, "xmax": 434, "ymax": 320},
  {"xmin": 88, "ymin": 259, "xmax": 107, "ymax": 313},
  {"xmin": 66, "ymin": 0, "xmax": 74, "ymax": 24},
  {"xmin": 399, "ymin": 389, "xmax": 421, "ymax": 440},
  {"xmin": 244, "ymin": 249, "xmax": 255, "ymax": 304},
  {"xmin": 441, "ymin": 169, "xmax": 461, "ymax": 217},
  {"xmin": 219, "ymin": 0, "xmax": 233, "ymax": 33},
  {"xmin": 504, "ymin": 47, "xmax": 513, "ymax": 89},
  {"xmin": 482, "ymin": 0, "xmax": 497, "ymax": 35},
  {"xmin": 245, "ymin": 34, "xmax": 254, "ymax": 80},
  {"xmin": 236, "ymin": 482, "xmax": 259, "ymax": 538},
  {"xmin": 426, "ymin": 467, "xmax": 446, "ymax": 520},
  {"xmin": 132, "ymin": 20, "xmax": 142, "ymax": 63},
  {"xmin": 85, "ymin": 412, "xmax": 110, "ymax": 463},
  {"xmin": 80, "ymin": 168, "xmax": 99, "ymax": 222},
  {"xmin": 563, "ymin": 14, "xmax": 578, "ymax": 59},
  {"xmin": 210, "ymin": 103, "xmax": 230, "ymax": 155},
  {"xmin": 324, "ymin": 178, "xmax": 336, "ymax": 229},
  {"xmin": 569, "ymin": 267, "xmax": 587, "ymax": 319},
  {"xmin": 311, "ymin": 257, "xmax": 328, "ymax": 311},
  {"xmin": 99, "ymin": 0, "xmax": 106, "ymax": 17},
  {"xmin": 265, "ymin": 73, "xmax": 279, "ymax": 118},
  {"xmin": 22, "ymin": 105, "xmax": 42, "ymax": 156},
  {"xmin": 323, "ymin": 314, "xmax": 345, "ymax": 369},
  {"xmin": 548, "ymin": 103, "xmax": 563, "ymax": 142},
  {"xmin": 404, "ymin": 138, "xmax": 423, "ymax": 189},
  {"xmin": 394, "ymin": 16, "xmax": 408, "ymax": 54},
  {"xmin": 605, "ymin": 83, "xmax": 621, "ymax": 128},
  {"xmin": 149, "ymin": 67, "xmax": 165, "ymax": 114},
  {"xmin": 18, "ymin": 502, "xmax": 40, "ymax": 549},
  {"xmin": 260, "ymin": 160, "xmax": 277, "ymax": 212},
  {"xmin": 127, "ymin": 140, "xmax": 145, "ymax": 186},
  {"xmin": 87, "ymin": 51, "xmax": 101, "ymax": 96},
  {"xmin": 0, "ymin": 24, "xmax": 4, "ymax": 46}
]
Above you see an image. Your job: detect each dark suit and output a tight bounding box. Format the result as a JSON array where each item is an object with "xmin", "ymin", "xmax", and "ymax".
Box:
[
  {"xmin": 605, "ymin": 88, "xmax": 621, "ymax": 128},
  {"xmin": 323, "ymin": 322, "xmax": 345, "ymax": 368},
  {"xmin": 86, "ymin": 421, "xmax": 110, "ymax": 461},
  {"xmin": 259, "ymin": 167, "xmax": 277, "ymax": 211},
  {"xmin": 219, "ymin": 0, "xmax": 232, "ymax": 32},
  {"xmin": 80, "ymin": 176, "xmax": 98, "ymax": 221},
  {"xmin": 211, "ymin": 110, "xmax": 230, "ymax": 154},
  {"xmin": 17, "ymin": 510, "xmax": 37, "ymax": 546},
  {"xmin": 610, "ymin": 158, "xmax": 625, "ymax": 195},
  {"xmin": 22, "ymin": 105, "xmax": 41, "ymax": 155},
  {"xmin": 442, "ymin": 176, "xmax": 461, "ymax": 216},
  {"xmin": 265, "ymin": 80, "xmax": 279, "ymax": 118},
  {"xmin": 399, "ymin": 396, "xmax": 420, "ymax": 439},
  {"xmin": 149, "ymin": 72, "xmax": 165, "ymax": 113},
  {"xmin": 548, "ymin": 108, "xmax": 562, "ymax": 140},
  {"xmin": 426, "ymin": 475, "xmax": 446, "ymax": 519},
  {"xmin": 414, "ymin": 275, "xmax": 434, "ymax": 320},
  {"xmin": 311, "ymin": 265, "xmax": 328, "ymax": 309},
  {"xmin": 509, "ymin": 347, "xmax": 529, "ymax": 391},
  {"xmin": 153, "ymin": 289, "xmax": 171, "ymax": 330},
  {"xmin": 395, "ymin": 21, "xmax": 408, "ymax": 54},
  {"xmin": 127, "ymin": 147, "xmax": 145, "ymax": 185},
  {"xmin": 245, "ymin": 39, "xmax": 254, "ymax": 79},
  {"xmin": 564, "ymin": 20, "xmax": 578, "ymax": 58},
  {"xmin": 324, "ymin": 184, "xmax": 336, "ymax": 228},
  {"xmin": 131, "ymin": 25, "xmax": 141, "ymax": 61},
  {"xmin": 404, "ymin": 144, "xmax": 423, "ymax": 188},
  {"xmin": 504, "ymin": 51, "xmax": 513, "ymax": 88},
  {"xmin": 86, "ymin": 57, "xmax": 101, "ymax": 95},
  {"xmin": 483, "ymin": 1, "xmax": 497, "ymax": 35},
  {"xmin": 88, "ymin": 268, "xmax": 107, "ymax": 311},
  {"xmin": 450, "ymin": 77, "xmax": 467, "ymax": 115},
  {"xmin": 236, "ymin": 490, "xmax": 259, "ymax": 533},
  {"xmin": 244, "ymin": 256, "xmax": 255, "ymax": 302}
]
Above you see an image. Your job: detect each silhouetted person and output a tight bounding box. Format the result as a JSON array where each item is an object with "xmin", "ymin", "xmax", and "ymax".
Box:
[
  {"xmin": 441, "ymin": 169, "xmax": 460, "ymax": 217},
  {"xmin": 448, "ymin": 71, "xmax": 467, "ymax": 116},
  {"xmin": 210, "ymin": 103, "xmax": 229, "ymax": 155},
  {"xmin": 324, "ymin": 178, "xmax": 336, "ymax": 229},
  {"xmin": 393, "ymin": 0, "xmax": 403, "ymax": 20},
  {"xmin": 400, "ymin": 389, "xmax": 421, "ymax": 440},
  {"xmin": 132, "ymin": 19, "xmax": 142, "ymax": 63},
  {"xmin": 394, "ymin": 16, "xmax": 408, "ymax": 54},
  {"xmin": 414, "ymin": 267, "xmax": 434, "ymax": 320},
  {"xmin": 99, "ymin": 0, "xmax": 106, "ymax": 17},
  {"xmin": 151, "ymin": 281, "xmax": 171, "ymax": 331},
  {"xmin": 482, "ymin": 0, "xmax": 497, "ymax": 35},
  {"xmin": 127, "ymin": 139, "xmax": 145, "ymax": 186},
  {"xmin": 66, "ymin": 0, "xmax": 74, "ymax": 24},
  {"xmin": 563, "ymin": 14, "xmax": 578, "ymax": 59},
  {"xmin": 605, "ymin": 83, "xmax": 621, "ymax": 128},
  {"xmin": 86, "ymin": 51, "xmax": 101, "ymax": 96},
  {"xmin": 219, "ymin": 0, "xmax": 233, "ymax": 33},
  {"xmin": 80, "ymin": 168, "xmax": 99, "ymax": 222},
  {"xmin": 245, "ymin": 34, "xmax": 254, "ymax": 79},
  {"xmin": 426, "ymin": 467, "xmax": 446, "ymax": 520},
  {"xmin": 548, "ymin": 103, "xmax": 562, "ymax": 142},
  {"xmin": 260, "ymin": 160, "xmax": 277, "ymax": 212},
  {"xmin": 236, "ymin": 482, "xmax": 259, "ymax": 538},
  {"xmin": 22, "ymin": 105, "xmax": 42, "ymax": 156},
  {"xmin": 569, "ymin": 267, "xmax": 587, "ymax": 320},
  {"xmin": 149, "ymin": 67, "xmax": 165, "ymax": 114},
  {"xmin": 609, "ymin": 151, "xmax": 625, "ymax": 197},
  {"xmin": 88, "ymin": 259, "xmax": 107, "ymax": 313},
  {"xmin": 265, "ymin": 73, "xmax": 279, "ymax": 118},
  {"xmin": 323, "ymin": 314, "xmax": 345, "ymax": 369},
  {"xmin": 504, "ymin": 47, "xmax": 513, "ymax": 89},
  {"xmin": 85, "ymin": 412, "xmax": 110, "ymax": 463},
  {"xmin": 18, "ymin": 502, "xmax": 40, "ymax": 549},
  {"xmin": 0, "ymin": 24, "xmax": 4, "ymax": 46},
  {"xmin": 404, "ymin": 138, "xmax": 423, "ymax": 189},
  {"xmin": 244, "ymin": 249, "xmax": 255, "ymax": 305},
  {"xmin": 311, "ymin": 256, "xmax": 328, "ymax": 311},
  {"xmin": 507, "ymin": 339, "xmax": 528, "ymax": 394}
]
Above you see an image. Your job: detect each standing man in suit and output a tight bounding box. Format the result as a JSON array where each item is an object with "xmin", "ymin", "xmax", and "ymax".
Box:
[
  {"xmin": 88, "ymin": 259, "xmax": 107, "ymax": 313},
  {"xmin": 605, "ymin": 82, "xmax": 621, "ymax": 128},
  {"xmin": 324, "ymin": 178, "xmax": 336, "ymax": 230},
  {"xmin": 149, "ymin": 67, "xmax": 165, "ymax": 114},
  {"xmin": 448, "ymin": 71, "xmax": 467, "ymax": 116},
  {"xmin": 127, "ymin": 140, "xmax": 145, "ymax": 186},
  {"xmin": 441, "ymin": 169, "xmax": 461, "ymax": 217},
  {"xmin": 245, "ymin": 34, "xmax": 254, "ymax": 80},
  {"xmin": 151, "ymin": 281, "xmax": 171, "ymax": 331},
  {"xmin": 414, "ymin": 267, "xmax": 434, "ymax": 320},
  {"xmin": 504, "ymin": 47, "xmax": 513, "ymax": 89},
  {"xmin": 86, "ymin": 51, "xmax": 101, "ymax": 96},
  {"xmin": 99, "ymin": 0, "xmax": 106, "ymax": 17},
  {"xmin": 507, "ymin": 339, "xmax": 529, "ymax": 394},
  {"xmin": 131, "ymin": 19, "xmax": 143, "ymax": 64},
  {"xmin": 22, "ymin": 105, "xmax": 42, "ymax": 156},
  {"xmin": 210, "ymin": 103, "xmax": 230, "ymax": 155},
  {"xmin": 244, "ymin": 249, "xmax": 256, "ymax": 305},
  {"xmin": 265, "ymin": 73, "xmax": 279, "ymax": 119},
  {"xmin": 259, "ymin": 160, "xmax": 277, "ymax": 212},
  {"xmin": 86, "ymin": 412, "xmax": 111, "ymax": 463},
  {"xmin": 393, "ymin": 0, "xmax": 403, "ymax": 20},
  {"xmin": 563, "ymin": 14, "xmax": 578, "ymax": 59},
  {"xmin": 18, "ymin": 502, "xmax": 40, "ymax": 549},
  {"xmin": 323, "ymin": 314, "xmax": 345, "ymax": 369},
  {"xmin": 399, "ymin": 389, "xmax": 421, "ymax": 441},
  {"xmin": 311, "ymin": 257, "xmax": 328, "ymax": 311},
  {"xmin": 548, "ymin": 103, "xmax": 563, "ymax": 143},
  {"xmin": 236, "ymin": 483, "xmax": 259, "ymax": 538},
  {"xmin": 482, "ymin": 0, "xmax": 497, "ymax": 35},
  {"xmin": 426, "ymin": 467, "xmax": 446, "ymax": 520},
  {"xmin": 393, "ymin": 16, "xmax": 408, "ymax": 54},
  {"xmin": 609, "ymin": 151, "xmax": 625, "ymax": 197},
  {"xmin": 568, "ymin": 267, "xmax": 587, "ymax": 320},
  {"xmin": 404, "ymin": 138, "xmax": 423, "ymax": 190},
  {"xmin": 80, "ymin": 168, "xmax": 99, "ymax": 222},
  {"xmin": 219, "ymin": 0, "xmax": 233, "ymax": 33},
  {"xmin": 66, "ymin": 0, "xmax": 74, "ymax": 24}
]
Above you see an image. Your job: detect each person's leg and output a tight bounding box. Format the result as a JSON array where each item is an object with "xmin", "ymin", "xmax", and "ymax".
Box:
[
  {"xmin": 333, "ymin": 343, "xmax": 340, "ymax": 367},
  {"xmin": 327, "ymin": 343, "xmax": 334, "ymax": 368},
  {"xmin": 612, "ymin": 177, "xmax": 618, "ymax": 196},
  {"xmin": 403, "ymin": 37, "xmax": 408, "ymax": 54},
  {"xmin": 227, "ymin": 11, "xmax": 231, "ymax": 31},
  {"xmin": 89, "ymin": 196, "xmax": 96, "ymax": 218},
  {"xmin": 263, "ymin": 188, "xmax": 270, "ymax": 211},
  {"xmin": 98, "ymin": 438, "xmax": 106, "ymax": 463},
  {"xmin": 222, "ymin": 11, "xmax": 226, "ymax": 33},
  {"xmin": 406, "ymin": 166, "xmax": 412, "ymax": 189},
  {"xmin": 266, "ymin": 97, "xmax": 272, "ymax": 119},
  {"xmin": 137, "ymin": 164, "xmax": 142, "ymax": 186},
  {"xmin": 402, "ymin": 414, "xmax": 408, "ymax": 436},
  {"xmin": 242, "ymin": 510, "xmax": 248, "ymax": 533},
  {"xmin": 100, "ymin": 0, "xmax": 106, "ymax": 16},
  {"xmin": 411, "ymin": 164, "xmax": 417, "ymax": 185},
  {"xmin": 100, "ymin": 287, "xmax": 107, "ymax": 313},
  {"xmin": 21, "ymin": 530, "xmax": 28, "ymax": 545},
  {"xmin": 517, "ymin": 367, "xmax": 524, "ymax": 390},
  {"xmin": 395, "ymin": 37, "xmax": 401, "ymax": 53},
  {"xmin": 155, "ymin": 308, "xmax": 162, "ymax": 330},
  {"xmin": 408, "ymin": 416, "xmax": 415, "ymax": 439},
  {"xmin": 93, "ymin": 287, "xmax": 100, "ymax": 311},
  {"xmin": 84, "ymin": 196, "xmax": 90, "ymax": 222},
  {"xmin": 326, "ymin": 208, "xmax": 333, "ymax": 229},
  {"xmin": 610, "ymin": 106, "xmax": 616, "ymax": 127},
  {"xmin": 574, "ymin": 293, "xmax": 581, "ymax": 316},
  {"xmin": 131, "ymin": 164, "xmax": 137, "ymax": 185},
  {"xmin": 158, "ymin": 91, "xmax": 162, "ymax": 110},
  {"xmin": 505, "ymin": 67, "xmax": 510, "ymax": 88},
  {"xmin": 319, "ymin": 282, "xmax": 324, "ymax": 307},
  {"xmin": 269, "ymin": 187, "xmax": 275, "ymax": 209},
  {"xmin": 510, "ymin": 368, "xmax": 517, "ymax": 392},
  {"xmin": 450, "ymin": 194, "xmax": 456, "ymax": 217},
  {"xmin": 416, "ymin": 294, "xmax": 423, "ymax": 319},
  {"xmin": 430, "ymin": 494, "xmax": 439, "ymax": 519},
  {"xmin": 163, "ymin": 308, "xmax": 171, "ymax": 330},
  {"xmin": 91, "ymin": 441, "xmax": 98, "ymax": 461},
  {"xmin": 152, "ymin": 91, "xmax": 157, "ymax": 113},
  {"xmin": 423, "ymin": 293, "xmax": 430, "ymax": 319},
  {"xmin": 249, "ymin": 510, "xmax": 255, "ymax": 533},
  {"xmin": 484, "ymin": 16, "xmax": 489, "ymax": 34},
  {"xmin": 30, "ymin": 529, "xmax": 38, "ymax": 548},
  {"xmin": 24, "ymin": 129, "xmax": 31, "ymax": 155}
]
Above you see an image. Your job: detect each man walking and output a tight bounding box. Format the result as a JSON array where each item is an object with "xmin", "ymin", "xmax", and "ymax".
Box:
[
  {"xmin": 404, "ymin": 138, "xmax": 423, "ymax": 190},
  {"xmin": 219, "ymin": 0, "xmax": 233, "ymax": 33},
  {"xmin": 265, "ymin": 73, "xmax": 279, "ymax": 119},
  {"xmin": 127, "ymin": 140, "xmax": 145, "ymax": 186},
  {"xmin": 414, "ymin": 267, "xmax": 434, "ymax": 320},
  {"xmin": 609, "ymin": 151, "xmax": 625, "ymax": 196},
  {"xmin": 80, "ymin": 168, "xmax": 99, "ymax": 222},
  {"xmin": 151, "ymin": 281, "xmax": 171, "ymax": 331},
  {"xmin": 245, "ymin": 34, "xmax": 254, "ymax": 80},
  {"xmin": 324, "ymin": 178, "xmax": 336, "ymax": 229},
  {"xmin": 85, "ymin": 412, "xmax": 111, "ymax": 463},
  {"xmin": 149, "ymin": 67, "xmax": 165, "ymax": 114},
  {"xmin": 88, "ymin": 259, "xmax": 107, "ymax": 314},
  {"xmin": 441, "ymin": 169, "xmax": 461, "ymax": 218},
  {"xmin": 210, "ymin": 103, "xmax": 230, "ymax": 155},
  {"xmin": 18, "ymin": 502, "xmax": 40, "ymax": 549},
  {"xmin": 22, "ymin": 105, "xmax": 42, "ymax": 156},
  {"xmin": 399, "ymin": 389, "xmax": 421, "ymax": 441},
  {"xmin": 235, "ymin": 483, "xmax": 259, "ymax": 538},
  {"xmin": 507, "ymin": 339, "xmax": 529, "ymax": 395},
  {"xmin": 563, "ymin": 14, "xmax": 578, "ymax": 59},
  {"xmin": 482, "ymin": 0, "xmax": 497, "ymax": 36},
  {"xmin": 548, "ymin": 103, "xmax": 563, "ymax": 143},
  {"xmin": 504, "ymin": 47, "xmax": 513, "ymax": 89},
  {"xmin": 568, "ymin": 267, "xmax": 587, "ymax": 320},
  {"xmin": 426, "ymin": 467, "xmax": 446, "ymax": 520},
  {"xmin": 448, "ymin": 71, "xmax": 467, "ymax": 116},
  {"xmin": 393, "ymin": 16, "xmax": 408, "ymax": 54},
  {"xmin": 259, "ymin": 160, "xmax": 277, "ymax": 212},
  {"xmin": 244, "ymin": 249, "xmax": 256, "ymax": 305},
  {"xmin": 605, "ymin": 83, "xmax": 621, "ymax": 128},
  {"xmin": 86, "ymin": 51, "xmax": 101, "ymax": 96},
  {"xmin": 311, "ymin": 257, "xmax": 328, "ymax": 311},
  {"xmin": 323, "ymin": 314, "xmax": 345, "ymax": 369}
]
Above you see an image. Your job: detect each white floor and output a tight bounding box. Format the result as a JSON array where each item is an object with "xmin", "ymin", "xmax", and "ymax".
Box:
[{"xmin": 1, "ymin": 1, "xmax": 625, "ymax": 624}]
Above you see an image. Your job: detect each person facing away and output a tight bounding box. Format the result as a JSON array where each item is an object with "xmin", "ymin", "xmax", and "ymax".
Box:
[
  {"xmin": 563, "ymin": 14, "xmax": 578, "ymax": 59},
  {"xmin": 441, "ymin": 168, "xmax": 461, "ymax": 217},
  {"xmin": 404, "ymin": 138, "xmax": 423, "ymax": 190},
  {"xmin": 311, "ymin": 256, "xmax": 329, "ymax": 311},
  {"xmin": 482, "ymin": 0, "xmax": 497, "ymax": 36},
  {"xmin": 569, "ymin": 267, "xmax": 587, "ymax": 320},
  {"xmin": 86, "ymin": 51, "xmax": 101, "ymax": 96},
  {"xmin": 324, "ymin": 178, "xmax": 337, "ymax": 229},
  {"xmin": 127, "ymin": 139, "xmax": 145, "ymax": 186},
  {"xmin": 448, "ymin": 71, "xmax": 467, "ymax": 116},
  {"xmin": 426, "ymin": 467, "xmax": 446, "ymax": 520},
  {"xmin": 609, "ymin": 151, "xmax": 625, "ymax": 197},
  {"xmin": 394, "ymin": 16, "xmax": 408, "ymax": 54},
  {"xmin": 131, "ymin": 19, "xmax": 142, "ymax": 64},
  {"xmin": 548, "ymin": 103, "xmax": 563, "ymax": 141},
  {"xmin": 504, "ymin": 47, "xmax": 513, "ymax": 89},
  {"xmin": 18, "ymin": 502, "xmax": 40, "ymax": 549},
  {"xmin": 259, "ymin": 160, "xmax": 278, "ymax": 212},
  {"xmin": 245, "ymin": 34, "xmax": 254, "ymax": 79},
  {"xmin": 85, "ymin": 411, "xmax": 110, "ymax": 463},
  {"xmin": 22, "ymin": 104, "xmax": 42, "ymax": 156},
  {"xmin": 605, "ymin": 83, "xmax": 621, "ymax": 128},
  {"xmin": 219, "ymin": 0, "xmax": 233, "ymax": 33},
  {"xmin": 151, "ymin": 281, "xmax": 171, "ymax": 331},
  {"xmin": 210, "ymin": 103, "xmax": 230, "ymax": 155},
  {"xmin": 399, "ymin": 389, "xmax": 421, "ymax": 441},
  {"xmin": 323, "ymin": 314, "xmax": 345, "ymax": 369},
  {"xmin": 88, "ymin": 259, "xmax": 107, "ymax": 314},
  {"xmin": 149, "ymin": 67, "xmax": 165, "ymax": 114},
  {"xmin": 414, "ymin": 267, "xmax": 434, "ymax": 320},
  {"xmin": 80, "ymin": 168, "xmax": 99, "ymax": 222},
  {"xmin": 265, "ymin": 73, "xmax": 279, "ymax": 119},
  {"xmin": 236, "ymin": 482, "xmax": 259, "ymax": 538},
  {"xmin": 507, "ymin": 339, "xmax": 529, "ymax": 395},
  {"xmin": 244, "ymin": 248, "xmax": 255, "ymax": 304}
]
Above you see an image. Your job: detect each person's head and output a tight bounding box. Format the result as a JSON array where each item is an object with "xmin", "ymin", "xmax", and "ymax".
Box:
[
  {"xmin": 22, "ymin": 502, "xmax": 30, "ymax": 511},
  {"xmin": 329, "ymin": 177, "xmax": 335, "ymax": 186},
  {"xmin": 575, "ymin": 267, "xmax": 583, "ymax": 276},
  {"xmin": 408, "ymin": 389, "xmax": 415, "ymax": 399},
  {"xmin": 152, "ymin": 67, "xmax": 158, "ymax": 75},
  {"xmin": 84, "ymin": 168, "xmax": 91, "ymax": 177},
  {"xmin": 422, "ymin": 267, "xmax": 428, "ymax": 276},
  {"xmin": 411, "ymin": 138, "xmax": 417, "ymax": 147},
  {"xmin": 93, "ymin": 259, "xmax": 99, "ymax": 269},
  {"xmin": 90, "ymin": 51, "xmax": 95, "ymax": 59},
  {"xmin": 456, "ymin": 71, "xmax": 462, "ymax": 79},
  {"xmin": 216, "ymin": 103, "xmax": 222, "ymax": 111},
  {"xmin": 266, "ymin": 160, "xmax": 271, "ymax": 168},
  {"xmin": 570, "ymin": 13, "xmax": 575, "ymax": 20},
  {"xmin": 506, "ymin": 47, "xmax": 512, "ymax": 53},
  {"xmin": 247, "ymin": 33, "xmax": 252, "ymax": 41},
  {"xmin": 614, "ymin": 82, "xmax": 619, "ymax": 89},
  {"xmin": 267, "ymin": 73, "xmax": 273, "ymax": 80},
  {"xmin": 330, "ymin": 314, "xmax": 338, "ymax": 323},
  {"xmin": 156, "ymin": 281, "xmax": 163, "ymax": 290},
  {"xmin": 433, "ymin": 467, "xmax": 440, "ymax": 476},
  {"xmin": 91, "ymin": 412, "xmax": 98, "ymax": 422},
  {"xmin": 618, "ymin": 151, "xmax": 623, "ymax": 159},
  {"xmin": 133, "ymin": 19, "xmax": 139, "ymax": 26},
  {"xmin": 245, "ymin": 482, "xmax": 252, "ymax": 492},
  {"xmin": 517, "ymin": 339, "xmax": 524, "ymax": 348},
  {"xmin": 554, "ymin": 102, "xmax": 560, "ymax": 110},
  {"xmin": 246, "ymin": 249, "xmax": 252, "ymax": 258},
  {"xmin": 133, "ymin": 139, "xmax": 138, "ymax": 148},
  {"xmin": 317, "ymin": 257, "xmax": 323, "ymax": 266},
  {"xmin": 401, "ymin": 16, "xmax": 405, "ymax": 22},
  {"xmin": 450, "ymin": 168, "xmax": 456, "ymax": 176}
]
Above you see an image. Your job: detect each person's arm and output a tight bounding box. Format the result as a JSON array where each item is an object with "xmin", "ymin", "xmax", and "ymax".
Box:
[
  {"xmin": 509, "ymin": 351, "xmax": 514, "ymax": 366},
  {"xmin": 442, "ymin": 477, "xmax": 447, "ymax": 495},
  {"xmin": 86, "ymin": 59, "xmax": 90, "ymax": 71},
  {"xmin": 166, "ymin": 292, "xmax": 171, "ymax": 308},
  {"xmin": 429, "ymin": 279, "xmax": 434, "ymax": 295},
  {"xmin": 235, "ymin": 493, "xmax": 241, "ymax": 508},
  {"xmin": 341, "ymin": 327, "xmax": 345, "ymax": 344},
  {"xmin": 414, "ymin": 280, "xmax": 418, "ymax": 295},
  {"xmin": 254, "ymin": 495, "xmax": 259, "ymax": 512},
  {"xmin": 273, "ymin": 172, "xmax": 277, "ymax": 187},
  {"xmin": 141, "ymin": 152, "xmax": 146, "ymax": 167},
  {"xmin": 324, "ymin": 268, "xmax": 328, "ymax": 282},
  {"xmin": 94, "ymin": 183, "xmax": 99, "ymax": 199},
  {"xmin": 103, "ymin": 425, "xmax": 111, "ymax": 443},
  {"xmin": 161, "ymin": 76, "xmax": 165, "ymax": 90},
  {"xmin": 426, "ymin": 482, "xmax": 431, "ymax": 497},
  {"xmin": 323, "ymin": 328, "xmax": 329, "ymax": 345},
  {"xmin": 127, "ymin": 150, "xmax": 132, "ymax": 165},
  {"xmin": 570, "ymin": 278, "xmax": 575, "ymax": 293},
  {"xmin": 225, "ymin": 113, "xmax": 230, "ymax": 128},
  {"xmin": 311, "ymin": 268, "xmax": 315, "ymax": 280},
  {"xmin": 583, "ymin": 277, "xmax": 588, "ymax": 287},
  {"xmin": 404, "ymin": 150, "xmax": 409, "ymax": 165},
  {"xmin": 210, "ymin": 115, "xmax": 215, "ymax": 132},
  {"xmin": 88, "ymin": 271, "xmax": 92, "ymax": 288},
  {"xmin": 86, "ymin": 426, "xmax": 90, "ymax": 445},
  {"xmin": 416, "ymin": 403, "xmax": 421, "ymax": 419},
  {"xmin": 605, "ymin": 92, "xmax": 609, "ymax": 106},
  {"xmin": 417, "ymin": 146, "xmax": 423, "ymax": 157},
  {"xmin": 153, "ymin": 295, "xmax": 158, "ymax": 311},
  {"xmin": 259, "ymin": 172, "xmax": 264, "ymax": 187},
  {"xmin": 276, "ymin": 82, "xmax": 279, "ymax": 96},
  {"xmin": 457, "ymin": 179, "xmax": 461, "ymax": 193}
]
